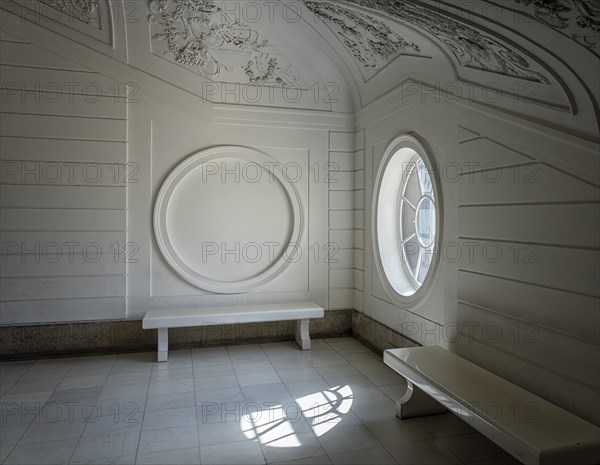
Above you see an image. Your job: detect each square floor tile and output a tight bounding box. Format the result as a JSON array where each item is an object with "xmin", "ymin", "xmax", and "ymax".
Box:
[
  {"xmin": 136, "ymin": 447, "xmax": 200, "ymax": 464},
  {"xmin": 366, "ymin": 419, "xmax": 433, "ymax": 446},
  {"xmin": 146, "ymin": 391, "xmax": 195, "ymax": 411},
  {"xmin": 138, "ymin": 424, "xmax": 199, "ymax": 454},
  {"xmin": 416, "ymin": 413, "xmax": 476, "ymax": 438},
  {"xmin": 195, "ymin": 387, "xmax": 244, "ymax": 405},
  {"xmin": 329, "ymin": 446, "xmax": 396, "ymax": 464},
  {"xmin": 4, "ymin": 438, "xmax": 78, "ymax": 464},
  {"xmin": 19, "ymin": 418, "xmax": 87, "ymax": 444},
  {"xmin": 198, "ymin": 420, "xmax": 250, "ymax": 446},
  {"xmin": 386, "ymin": 439, "xmax": 461, "ymax": 465},
  {"xmin": 193, "ymin": 364, "xmax": 234, "ymax": 378},
  {"xmin": 438, "ymin": 432, "xmax": 507, "ymax": 462},
  {"xmin": 82, "ymin": 413, "xmax": 143, "ymax": 437},
  {"xmin": 200, "ymin": 439, "xmax": 266, "ymax": 464},
  {"xmin": 71, "ymin": 431, "xmax": 140, "ymax": 463},
  {"xmin": 316, "ymin": 424, "xmax": 379, "ymax": 455},
  {"xmin": 238, "ymin": 371, "xmax": 283, "ymax": 387},
  {"xmin": 260, "ymin": 432, "xmax": 325, "ymax": 464},
  {"xmin": 350, "ymin": 401, "xmax": 398, "ymax": 424},
  {"xmin": 194, "ymin": 373, "xmax": 237, "ymax": 391},
  {"xmin": 148, "ymin": 379, "xmax": 194, "ymax": 396},
  {"xmin": 142, "ymin": 406, "xmax": 197, "ymax": 430}
]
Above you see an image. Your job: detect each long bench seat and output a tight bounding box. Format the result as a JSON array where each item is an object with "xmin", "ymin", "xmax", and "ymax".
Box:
[
  {"xmin": 384, "ymin": 346, "xmax": 600, "ymax": 465},
  {"xmin": 143, "ymin": 302, "xmax": 324, "ymax": 362}
]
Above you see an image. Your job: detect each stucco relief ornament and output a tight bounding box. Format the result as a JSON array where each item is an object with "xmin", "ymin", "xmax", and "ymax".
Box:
[
  {"xmin": 342, "ymin": 0, "xmax": 551, "ymax": 83},
  {"xmin": 514, "ymin": 0, "xmax": 599, "ymax": 53},
  {"xmin": 148, "ymin": 0, "xmax": 305, "ymax": 86},
  {"xmin": 305, "ymin": 1, "xmax": 424, "ymax": 73},
  {"xmin": 39, "ymin": 0, "xmax": 101, "ymax": 29}
]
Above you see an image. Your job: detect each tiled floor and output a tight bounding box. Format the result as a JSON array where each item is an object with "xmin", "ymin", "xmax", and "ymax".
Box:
[{"xmin": 0, "ymin": 337, "xmax": 520, "ymax": 465}]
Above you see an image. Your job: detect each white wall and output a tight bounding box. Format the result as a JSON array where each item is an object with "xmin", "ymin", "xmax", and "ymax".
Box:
[
  {"xmin": 1, "ymin": 0, "xmax": 598, "ymax": 427},
  {"xmin": 356, "ymin": 86, "xmax": 600, "ymax": 425},
  {"xmin": 0, "ymin": 31, "xmax": 128, "ymax": 324},
  {"xmin": 0, "ymin": 26, "xmax": 355, "ymax": 323},
  {"xmin": 126, "ymin": 95, "xmax": 354, "ymax": 318}
]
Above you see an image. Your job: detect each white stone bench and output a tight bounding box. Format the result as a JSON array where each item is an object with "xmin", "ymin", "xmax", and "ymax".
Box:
[
  {"xmin": 143, "ymin": 302, "xmax": 324, "ymax": 362},
  {"xmin": 384, "ymin": 346, "xmax": 600, "ymax": 465}
]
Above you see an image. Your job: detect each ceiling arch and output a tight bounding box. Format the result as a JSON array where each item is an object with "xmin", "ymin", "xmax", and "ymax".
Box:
[{"xmin": 1, "ymin": 0, "xmax": 598, "ymax": 133}]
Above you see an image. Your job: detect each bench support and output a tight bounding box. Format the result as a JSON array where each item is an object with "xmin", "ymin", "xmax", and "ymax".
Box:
[
  {"xmin": 396, "ymin": 381, "xmax": 446, "ymax": 419},
  {"xmin": 295, "ymin": 318, "xmax": 311, "ymax": 350},
  {"xmin": 157, "ymin": 328, "xmax": 169, "ymax": 362}
]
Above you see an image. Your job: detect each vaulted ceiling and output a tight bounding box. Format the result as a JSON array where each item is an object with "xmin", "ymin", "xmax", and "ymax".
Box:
[{"xmin": 3, "ymin": 0, "xmax": 599, "ymax": 135}]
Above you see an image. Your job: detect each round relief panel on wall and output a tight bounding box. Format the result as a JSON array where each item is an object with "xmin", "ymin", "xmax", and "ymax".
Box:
[{"xmin": 154, "ymin": 147, "xmax": 303, "ymax": 294}]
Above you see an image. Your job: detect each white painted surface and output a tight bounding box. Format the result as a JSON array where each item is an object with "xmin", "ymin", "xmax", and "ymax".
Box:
[
  {"xmin": 0, "ymin": 32, "xmax": 127, "ymax": 324},
  {"xmin": 143, "ymin": 302, "xmax": 324, "ymax": 360},
  {"xmin": 0, "ymin": 0, "xmax": 598, "ymax": 431},
  {"xmin": 385, "ymin": 346, "xmax": 600, "ymax": 465},
  {"xmin": 142, "ymin": 301, "xmax": 324, "ymax": 329}
]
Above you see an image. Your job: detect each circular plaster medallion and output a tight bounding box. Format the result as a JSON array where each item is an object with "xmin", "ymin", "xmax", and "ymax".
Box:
[{"xmin": 154, "ymin": 146, "xmax": 303, "ymax": 293}]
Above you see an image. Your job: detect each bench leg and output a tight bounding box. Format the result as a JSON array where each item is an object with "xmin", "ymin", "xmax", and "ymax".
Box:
[
  {"xmin": 396, "ymin": 381, "xmax": 446, "ymax": 419},
  {"xmin": 157, "ymin": 328, "xmax": 168, "ymax": 362},
  {"xmin": 295, "ymin": 319, "xmax": 311, "ymax": 350}
]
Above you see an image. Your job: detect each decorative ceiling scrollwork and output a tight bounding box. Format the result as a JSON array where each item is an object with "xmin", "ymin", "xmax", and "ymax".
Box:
[
  {"xmin": 493, "ymin": 0, "xmax": 600, "ymax": 55},
  {"xmin": 3, "ymin": 0, "xmax": 118, "ymax": 53},
  {"xmin": 39, "ymin": 0, "xmax": 102, "ymax": 29},
  {"xmin": 338, "ymin": 0, "xmax": 551, "ymax": 84},
  {"xmin": 147, "ymin": 0, "xmax": 307, "ymax": 87},
  {"xmin": 305, "ymin": 1, "xmax": 426, "ymax": 80}
]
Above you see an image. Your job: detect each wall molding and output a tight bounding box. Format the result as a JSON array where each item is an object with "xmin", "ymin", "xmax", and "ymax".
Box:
[{"xmin": 153, "ymin": 146, "xmax": 304, "ymax": 294}]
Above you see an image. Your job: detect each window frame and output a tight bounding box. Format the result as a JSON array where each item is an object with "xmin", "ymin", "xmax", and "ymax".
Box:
[{"xmin": 372, "ymin": 134, "xmax": 442, "ymax": 304}]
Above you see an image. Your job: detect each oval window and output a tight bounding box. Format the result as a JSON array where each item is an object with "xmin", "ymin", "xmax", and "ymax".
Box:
[{"xmin": 373, "ymin": 135, "xmax": 440, "ymax": 299}]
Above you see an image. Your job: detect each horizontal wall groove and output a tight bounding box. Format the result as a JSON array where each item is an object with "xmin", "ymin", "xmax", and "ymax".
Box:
[
  {"xmin": 458, "ymin": 200, "xmax": 600, "ymax": 207},
  {"xmin": 457, "ymin": 235, "xmax": 600, "ymax": 251},
  {"xmin": 459, "ymin": 160, "xmax": 600, "ymax": 189},
  {"xmin": 458, "ymin": 137, "xmax": 535, "ymax": 160},
  {"xmin": 459, "ymin": 161, "xmax": 538, "ymax": 176},
  {"xmin": 457, "ymin": 299, "xmax": 600, "ymax": 345},
  {"xmin": 0, "ymin": 63, "xmax": 96, "ymax": 74},
  {"xmin": 0, "ymin": 229, "xmax": 126, "ymax": 233},
  {"xmin": 0, "ymin": 134, "xmax": 127, "ymax": 143},
  {"xmin": 458, "ymin": 268, "xmax": 600, "ymax": 299},
  {"xmin": 0, "ymin": 159, "xmax": 127, "ymax": 166},
  {"xmin": 464, "ymin": 333, "xmax": 600, "ymax": 393},
  {"xmin": 0, "ymin": 274, "xmax": 125, "ymax": 280},
  {"xmin": 1, "ymin": 295, "xmax": 125, "ymax": 303},
  {"xmin": 0, "ymin": 251, "xmax": 127, "ymax": 257},
  {"xmin": 0, "ymin": 111, "xmax": 127, "ymax": 122},
  {"xmin": 370, "ymin": 293, "xmax": 443, "ymax": 327},
  {"xmin": 0, "ymin": 183, "xmax": 126, "ymax": 189},
  {"xmin": 0, "ymin": 206, "xmax": 126, "ymax": 211}
]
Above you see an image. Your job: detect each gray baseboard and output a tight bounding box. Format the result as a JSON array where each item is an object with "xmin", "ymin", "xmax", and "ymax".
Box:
[
  {"xmin": 1, "ymin": 309, "xmax": 425, "ymax": 360},
  {"xmin": 0, "ymin": 309, "xmax": 352, "ymax": 360},
  {"xmin": 351, "ymin": 310, "xmax": 419, "ymax": 356}
]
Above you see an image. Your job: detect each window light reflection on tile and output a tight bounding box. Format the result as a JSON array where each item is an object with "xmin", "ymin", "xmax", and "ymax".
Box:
[
  {"xmin": 239, "ymin": 386, "xmax": 354, "ymax": 448},
  {"xmin": 241, "ymin": 406, "xmax": 302, "ymax": 448},
  {"xmin": 296, "ymin": 385, "xmax": 354, "ymax": 437}
]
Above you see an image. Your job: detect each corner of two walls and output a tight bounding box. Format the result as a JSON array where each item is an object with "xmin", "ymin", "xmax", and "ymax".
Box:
[{"xmin": 350, "ymin": 89, "xmax": 600, "ymax": 425}]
